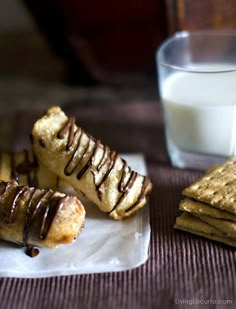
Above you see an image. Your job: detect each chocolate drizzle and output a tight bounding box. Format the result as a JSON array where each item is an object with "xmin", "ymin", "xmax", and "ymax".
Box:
[
  {"xmin": 0, "ymin": 180, "xmax": 63, "ymax": 248},
  {"xmin": 10, "ymin": 152, "xmax": 19, "ymax": 183},
  {"xmin": 95, "ymin": 150, "xmax": 119, "ymax": 201},
  {"xmin": 122, "ymin": 176, "xmax": 151, "ymax": 213},
  {"xmin": 25, "ymin": 246, "xmax": 40, "ymax": 258},
  {"xmin": 58, "ymin": 116, "xmax": 151, "ymax": 212},
  {"xmin": 5, "ymin": 150, "xmax": 39, "ymax": 187},
  {"xmin": 64, "ymin": 129, "xmax": 85, "ymax": 175},
  {"xmin": 57, "ymin": 116, "xmax": 76, "ymax": 150},
  {"xmin": 76, "ymin": 139, "xmax": 100, "ymax": 180},
  {"xmin": 8, "ymin": 186, "xmax": 27, "ymax": 224}
]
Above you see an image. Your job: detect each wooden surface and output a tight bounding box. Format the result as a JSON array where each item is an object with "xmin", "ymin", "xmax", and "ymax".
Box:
[
  {"xmin": 166, "ymin": 0, "xmax": 236, "ymax": 33},
  {"xmin": 1, "ymin": 1, "xmax": 236, "ymax": 85},
  {"xmin": 22, "ymin": 0, "xmax": 167, "ymax": 84}
]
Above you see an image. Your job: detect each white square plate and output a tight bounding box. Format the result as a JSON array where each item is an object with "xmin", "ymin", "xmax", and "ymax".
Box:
[{"xmin": 0, "ymin": 154, "xmax": 150, "ymax": 278}]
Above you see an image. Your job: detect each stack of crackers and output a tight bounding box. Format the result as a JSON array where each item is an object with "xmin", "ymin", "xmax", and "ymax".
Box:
[{"xmin": 175, "ymin": 158, "xmax": 236, "ymax": 247}]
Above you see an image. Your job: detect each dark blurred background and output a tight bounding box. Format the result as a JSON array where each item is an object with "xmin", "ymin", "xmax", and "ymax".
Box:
[{"xmin": 0, "ymin": 0, "xmax": 236, "ymax": 86}]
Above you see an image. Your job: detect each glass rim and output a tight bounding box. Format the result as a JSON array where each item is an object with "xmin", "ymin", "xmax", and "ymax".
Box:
[{"xmin": 157, "ymin": 30, "xmax": 236, "ymax": 73}]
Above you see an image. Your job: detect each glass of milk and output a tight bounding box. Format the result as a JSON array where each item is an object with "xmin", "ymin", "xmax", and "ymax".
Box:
[{"xmin": 157, "ymin": 30, "xmax": 236, "ymax": 170}]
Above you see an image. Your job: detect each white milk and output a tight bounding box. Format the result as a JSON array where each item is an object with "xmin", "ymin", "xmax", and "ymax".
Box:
[{"xmin": 161, "ymin": 64, "xmax": 236, "ymax": 156}]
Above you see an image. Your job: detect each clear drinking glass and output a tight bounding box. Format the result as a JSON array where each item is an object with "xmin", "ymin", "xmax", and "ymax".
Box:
[{"xmin": 157, "ymin": 30, "xmax": 236, "ymax": 170}]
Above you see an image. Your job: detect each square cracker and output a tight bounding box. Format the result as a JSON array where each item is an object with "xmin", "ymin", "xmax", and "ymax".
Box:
[
  {"xmin": 179, "ymin": 198, "xmax": 236, "ymax": 222},
  {"xmin": 175, "ymin": 212, "xmax": 236, "ymax": 247},
  {"xmin": 199, "ymin": 215, "xmax": 236, "ymax": 240},
  {"xmin": 183, "ymin": 157, "xmax": 236, "ymax": 215}
]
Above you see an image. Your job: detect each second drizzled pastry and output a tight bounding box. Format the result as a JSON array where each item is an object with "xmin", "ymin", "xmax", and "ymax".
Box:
[
  {"xmin": 0, "ymin": 180, "xmax": 85, "ymax": 249},
  {"xmin": 32, "ymin": 106, "xmax": 152, "ymax": 219},
  {"xmin": 0, "ymin": 149, "xmax": 69, "ymax": 190}
]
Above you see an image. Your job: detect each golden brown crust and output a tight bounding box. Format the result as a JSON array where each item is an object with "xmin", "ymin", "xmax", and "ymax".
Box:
[
  {"xmin": 175, "ymin": 158, "xmax": 236, "ymax": 247},
  {"xmin": 32, "ymin": 106, "xmax": 152, "ymax": 219},
  {"xmin": 0, "ymin": 149, "xmax": 71, "ymax": 191},
  {"xmin": 183, "ymin": 157, "xmax": 236, "ymax": 215},
  {"xmin": 175, "ymin": 212, "xmax": 236, "ymax": 247},
  {"xmin": 0, "ymin": 180, "xmax": 85, "ymax": 248},
  {"xmin": 179, "ymin": 198, "xmax": 236, "ymax": 222}
]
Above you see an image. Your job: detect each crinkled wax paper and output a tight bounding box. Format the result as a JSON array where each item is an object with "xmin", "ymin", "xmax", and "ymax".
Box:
[{"xmin": 0, "ymin": 154, "xmax": 150, "ymax": 278}]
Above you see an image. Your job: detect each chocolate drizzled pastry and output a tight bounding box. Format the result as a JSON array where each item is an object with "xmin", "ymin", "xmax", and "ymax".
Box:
[
  {"xmin": 0, "ymin": 149, "xmax": 39, "ymax": 186},
  {"xmin": 32, "ymin": 106, "xmax": 152, "ymax": 219},
  {"xmin": 0, "ymin": 180, "xmax": 85, "ymax": 248},
  {"xmin": 0, "ymin": 150, "xmax": 69, "ymax": 191}
]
